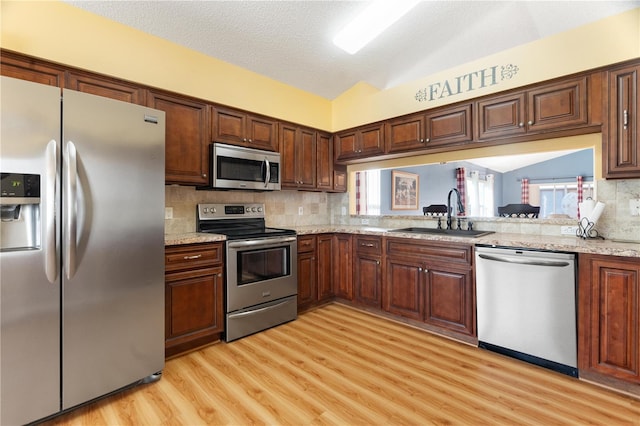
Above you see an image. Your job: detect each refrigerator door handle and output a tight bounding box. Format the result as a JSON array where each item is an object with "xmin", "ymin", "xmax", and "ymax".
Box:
[
  {"xmin": 45, "ymin": 140, "xmax": 58, "ymax": 283},
  {"xmin": 64, "ymin": 141, "xmax": 78, "ymax": 280}
]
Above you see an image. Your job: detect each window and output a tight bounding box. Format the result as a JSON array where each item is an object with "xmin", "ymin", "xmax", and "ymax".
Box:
[
  {"xmin": 530, "ymin": 182, "xmax": 594, "ymax": 219},
  {"xmin": 466, "ymin": 171, "xmax": 494, "ymax": 217}
]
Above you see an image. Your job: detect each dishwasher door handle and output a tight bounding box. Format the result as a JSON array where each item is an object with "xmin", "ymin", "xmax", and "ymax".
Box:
[{"xmin": 478, "ymin": 253, "xmax": 570, "ymax": 267}]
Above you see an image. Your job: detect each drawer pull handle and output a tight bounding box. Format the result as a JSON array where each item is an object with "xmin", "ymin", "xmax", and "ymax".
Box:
[
  {"xmin": 623, "ymin": 109, "xmax": 628, "ymax": 130},
  {"xmin": 361, "ymin": 243, "xmax": 375, "ymax": 247},
  {"xmin": 183, "ymin": 254, "xmax": 203, "ymax": 260}
]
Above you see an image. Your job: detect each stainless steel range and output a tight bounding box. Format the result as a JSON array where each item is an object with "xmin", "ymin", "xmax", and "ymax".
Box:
[{"xmin": 196, "ymin": 203, "xmax": 297, "ymax": 342}]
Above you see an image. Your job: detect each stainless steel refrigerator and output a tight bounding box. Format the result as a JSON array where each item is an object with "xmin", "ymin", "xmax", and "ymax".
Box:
[{"xmin": 0, "ymin": 76, "xmax": 165, "ymax": 425}]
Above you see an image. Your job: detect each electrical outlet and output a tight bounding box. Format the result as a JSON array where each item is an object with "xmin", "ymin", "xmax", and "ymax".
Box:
[
  {"xmin": 298, "ymin": 206, "xmax": 303, "ymax": 215},
  {"xmin": 560, "ymin": 225, "xmax": 578, "ymax": 236},
  {"xmin": 361, "ymin": 218, "xmax": 369, "ymax": 225},
  {"xmin": 164, "ymin": 207, "xmax": 173, "ymax": 219},
  {"xmin": 630, "ymin": 199, "xmax": 640, "ymax": 216}
]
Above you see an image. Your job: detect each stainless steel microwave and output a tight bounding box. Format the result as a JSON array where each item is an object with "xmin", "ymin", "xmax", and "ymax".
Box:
[{"xmin": 200, "ymin": 143, "xmax": 281, "ymax": 191}]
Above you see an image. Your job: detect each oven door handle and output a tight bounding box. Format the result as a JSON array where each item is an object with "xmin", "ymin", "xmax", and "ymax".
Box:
[
  {"xmin": 264, "ymin": 157, "xmax": 271, "ymax": 188},
  {"xmin": 228, "ymin": 299, "xmax": 294, "ymax": 319},
  {"xmin": 227, "ymin": 235, "xmax": 297, "ymax": 249}
]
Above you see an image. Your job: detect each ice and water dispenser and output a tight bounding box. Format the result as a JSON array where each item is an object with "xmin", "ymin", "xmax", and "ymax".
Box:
[{"xmin": 0, "ymin": 173, "xmax": 41, "ymax": 251}]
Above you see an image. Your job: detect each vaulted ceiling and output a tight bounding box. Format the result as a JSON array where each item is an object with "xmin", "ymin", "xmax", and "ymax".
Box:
[{"xmin": 64, "ymin": 1, "xmax": 639, "ymax": 100}]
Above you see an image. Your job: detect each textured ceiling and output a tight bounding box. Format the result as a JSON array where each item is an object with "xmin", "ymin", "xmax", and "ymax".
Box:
[{"xmin": 64, "ymin": 1, "xmax": 639, "ymax": 100}]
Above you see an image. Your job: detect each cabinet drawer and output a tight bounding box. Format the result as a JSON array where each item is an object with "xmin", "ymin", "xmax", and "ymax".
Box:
[
  {"xmin": 165, "ymin": 243, "xmax": 223, "ymax": 273},
  {"xmin": 386, "ymin": 238, "xmax": 472, "ymax": 265},
  {"xmin": 355, "ymin": 236, "xmax": 382, "ymax": 255},
  {"xmin": 297, "ymin": 235, "xmax": 316, "ymax": 253}
]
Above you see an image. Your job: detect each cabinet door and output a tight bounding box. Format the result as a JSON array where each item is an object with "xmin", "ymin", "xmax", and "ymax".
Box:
[
  {"xmin": 297, "ymin": 128, "xmax": 317, "ymax": 189},
  {"xmin": 527, "ymin": 77, "xmax": 588, "ymax": 133},
  {"xmin": 317, "ymin": 235, "xmax": 334, "ymax": 302},
  {"xmin": 333, "ymin": 166, "xmax": 347, "ymax": 192},
  {"xmin": 247, "ymin": 115, "xmax": 278, "ymax": 151},
  {"xmin": 386, "ymin": 114, "xmax": 425, "ymax": 153},
  {"xmin": 148, "ymin": 91, "xmax": 209, "ymax": 185},
  {"xmin": 476, "ymin": 92, "xmax": 527, "ymax": 140},
  {"xmin": 359, "ymin": 123, "xmax": 386, "ymax": 157},
  {"xmin": 605, "ymin": 64, "xmax": 640, "ymax": 178},
  {"xmin": 316, "ymin": 132, "xmax": 334, "ymax": 191},
  {"xmin": 354, "ymin": 254, "xmax": 382, "ymax": 308},
  {"xmin": 211, "ymin": 107, "xmax": 247, "ymax": 145},
  {"xmin": 334, "ymin": 129, "xmax": 358, "ymax": 161},
  {"xmin": 424, "ymin": 265, "xmax": 474, "ymax": 336},
  {"xmin": 333, "ymin": 234, "xmax": 352, "ymax": 300},
  {"xmin": 279, "ymin": 124, "xmax": 298, "ymax": 188},
  {"xmin": 384, "ymin": 257, "xmax": 423, "ymax": 320},
  {"xmin": 66, "ymin": 71, "xmax": 145, "ymax": 104},
  {"xmin": 297, "ymin": 251, "xmax": 317, "ymax": 310},
  {"xmin": 0, "ymin": 51, "xmax": 65, "ymax": 87},
  {"xmin": 165, "ymin": 266, "xmax": 224, "ymax": 357},
  {"xmin": 425, "ymin": 103, "xmax": 473, "ymax": 147},
  {"xmin": 579, "ymin": 255, "xmax": 640, "ymax": 383}
]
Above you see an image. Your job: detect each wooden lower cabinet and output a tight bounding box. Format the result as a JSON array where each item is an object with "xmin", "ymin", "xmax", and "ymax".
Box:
[
  {"xmin": 297, "ymin": 234, "xmax": 334, "ymax": 312},
  {"xmin": 353, "ymin": 236, "xmax": 383, "ymax": 308},
  {"xmin": 385, "ymin": 238, "xmax": 475, "ymax": 339},
  {"xmin": 578, "ymin": 253, "xmax": 640, "ymax": 390},
  {"xmin": 165, "ymin": 243, "xmax": 224, "ymax": 358},
  {"xmin": 333, "ymin": 234, "xmax": 353, "ymax": 300}
]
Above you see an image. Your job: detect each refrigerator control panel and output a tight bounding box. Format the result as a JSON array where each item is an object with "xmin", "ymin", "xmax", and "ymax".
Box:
[{"xmin": 1, "ymin": 173, "xmax": 40, "ymax": 198}]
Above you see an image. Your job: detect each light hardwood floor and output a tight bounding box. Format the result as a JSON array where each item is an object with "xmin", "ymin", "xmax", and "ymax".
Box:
[{"xmin": 42, "ymin": 303, "xmax": 640, "ymax": 425}]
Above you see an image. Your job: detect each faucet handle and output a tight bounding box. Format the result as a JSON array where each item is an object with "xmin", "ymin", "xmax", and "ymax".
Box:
[{"xmin": 467, "ymin": 221, "xmax": 474, "ymax": 231}]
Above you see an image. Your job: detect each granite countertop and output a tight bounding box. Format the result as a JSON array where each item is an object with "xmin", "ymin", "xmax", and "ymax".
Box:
[
  {"xmin": 164, "ymin": 232, "xmax": 226, "ymax": 246},
  {"xmin": 165, "ymin": 226, "xmax": 640, "ymax": 258}
]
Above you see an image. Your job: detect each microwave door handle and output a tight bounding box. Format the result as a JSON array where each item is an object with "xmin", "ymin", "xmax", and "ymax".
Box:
[{"xmin": 264, "ymin": 157, "xmax": 271, "ymax": 188}]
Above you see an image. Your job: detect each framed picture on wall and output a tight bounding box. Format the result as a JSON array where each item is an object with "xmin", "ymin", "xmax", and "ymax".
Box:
[{"xmin": 392, "ymin": 170, "xmax": 419, "ymax": 210}]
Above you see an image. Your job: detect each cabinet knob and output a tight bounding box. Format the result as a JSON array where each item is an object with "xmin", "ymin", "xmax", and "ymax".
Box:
[
  {"xmin": 518, "ymin": 122, "xmax": 524, "ymax": 127},
  {"xmin": 528, "ymin": 120, "xmax": 533, "ymax": 125},
  {"xmin": 418, "ymin": 267, "xmax": 423, "ymax": 272},
  {"xmin": 425, "ymin": 138, "xmax": 430, "ymax": 143},
  {"xmin": 248, "ymin": 139, "xmax": 253, "ymax": 143},
  {"xmin": 243, "ymin": 138, "xmax": 248, "ymax": 142},
  {"xmin": 420, "ymin": 139, "xmax": 425, "ymax": 143},
  {"xmin": 376, "ymin": 260, "xmax": 380, "ymax": 265},
  {"xmin": 202, "ymin": 173, "xmax": 207, "ymax": 178},
  {"xmin": 218, "ymin": 273, "xmax": 222, "ymax": 277}
]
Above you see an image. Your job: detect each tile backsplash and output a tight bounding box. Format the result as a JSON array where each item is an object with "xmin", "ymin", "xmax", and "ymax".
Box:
[{"xmin": 165, "ymin": 177, "xmax": 640, "ymax": 243}]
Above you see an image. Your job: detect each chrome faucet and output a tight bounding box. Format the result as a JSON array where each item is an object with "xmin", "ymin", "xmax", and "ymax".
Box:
[{"xmin": 446, "ymin": 188, "xmax": 465, "ymax": 230}]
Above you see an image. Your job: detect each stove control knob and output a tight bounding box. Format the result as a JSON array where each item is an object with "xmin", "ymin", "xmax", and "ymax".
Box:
[
  {"xmin": 258, "ymin": 207, "xmax": 263, "ymax": 212},
  {"xmin": 251, "ymin": 207, "xmax": 257, "ymax": 212},
  {"xmin": 203, "ymin": 207, "xmax": 209, "ymax": 213},
  {"xmin": 212, "ymin": 208, "xmax": 216, "ymax": 213},
  {"xmin": 246, "ymin": 207, "xmax": 251, "ymax": 213}
]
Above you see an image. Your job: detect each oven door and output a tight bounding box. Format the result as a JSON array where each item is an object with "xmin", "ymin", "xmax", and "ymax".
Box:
[{"xmin": 226, "ymin": 236, "xmax": 297, "ymax": 312}]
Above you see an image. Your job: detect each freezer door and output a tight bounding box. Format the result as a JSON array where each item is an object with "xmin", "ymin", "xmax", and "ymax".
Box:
[
  {"xmin": 0, "ymin": 77, "xmax": 61, "ymax": 425},
  {"xmin": 61, "ymin": 89, "xmax": 165, "ymax": 410}
]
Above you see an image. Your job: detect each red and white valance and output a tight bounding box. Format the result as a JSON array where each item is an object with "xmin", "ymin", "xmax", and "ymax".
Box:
[{"xmin": 521, "ymin": 178, "xmax": 529, "ymax": 204}]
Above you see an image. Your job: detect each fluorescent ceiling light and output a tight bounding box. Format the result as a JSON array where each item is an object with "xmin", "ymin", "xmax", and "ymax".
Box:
[{"xmin": 333, "ymin": 0, "xmax": 421, "ymax": 55}]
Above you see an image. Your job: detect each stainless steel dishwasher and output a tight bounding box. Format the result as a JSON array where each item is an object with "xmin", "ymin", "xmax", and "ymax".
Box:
[{"xmin": 475, "ymin": 246, "xmax": 578, "ymax": 377}]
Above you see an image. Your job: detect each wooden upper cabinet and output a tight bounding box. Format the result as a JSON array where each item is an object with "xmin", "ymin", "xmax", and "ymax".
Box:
[
  {"xmin": 526, "ymin": 77, "xmax": 588, "ymax": 132},
  {"xmin": 335, "ymin": 123, "xmax": 385, "ymax": 162},
  {"xmin": 66, "ymin": 71, "xmax": 146, "ymax": 104},
  {"xmin": 147, "ymin": 90, "xmax": 210, "ymax": 185},
  {"xmin": 476, "ymin": 92, "xmax": 527, "ymax": 140},
  {"xmin": 212, "ymin": 106, "xmax": 278, "ymax": 151},
  {"xmin": 316, "ymin": 132, "xmax": 334, "ymax": 191},
  {"xmin": 425, "ymin": 103, "xmax": 473, "ymax": 147},
  {"xmin": 387, "ymin": 104, "xmax": 472, "ymax": 154},
  {"xmin": 279, "ymin": 123, "xmax": 317, "ymax": 189},
  {"xmin": 477, "ymin": 77, "xmax": 588, "ymax": 140},
  {"xmin": 386, "ymin": 113, "xmax": 425, "ymax": 153},
  {"xmin": 604, "ymin": 63, "xmax": 640, "ymax": 178},
  {"xmin": 0, "ymin": 50, "xmax": 65, "ymax": 88}
]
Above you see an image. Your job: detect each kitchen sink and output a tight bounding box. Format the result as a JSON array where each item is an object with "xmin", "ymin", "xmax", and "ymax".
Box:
[{"xmin": 387, "ymin": 227, "xmax": 494, "ymax": 238}]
